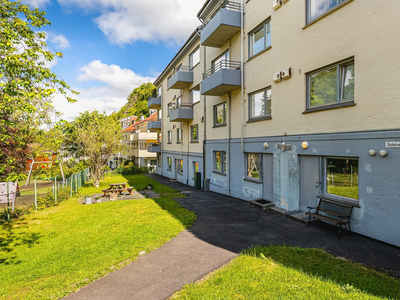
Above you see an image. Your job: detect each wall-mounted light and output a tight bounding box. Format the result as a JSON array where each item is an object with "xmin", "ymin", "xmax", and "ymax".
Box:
[
  {"xmin": 380, "ymin": 150, "xmax": 388, "ymax": 157},
  {"xmin": 263, "ymin": 142, "xmax": 269, "ymax": 149},
  {"xmin": 369, "ymin": 149, "xmax": 377, "ymax": 156},
  {"xmin": 301, "ymin": 141, "xmax": 309, "ymax": 149}
]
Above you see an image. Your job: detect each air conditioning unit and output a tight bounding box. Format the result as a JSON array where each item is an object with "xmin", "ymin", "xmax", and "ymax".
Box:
[
  {"xmin": 200, "ymin": 116, "xmax": 204, "ymax": 122},
  {"xmin": 273, "ymin": 0, "xmax": 282, "ymax": 10},
  {"xmin": 273, "ymin": 72, "xmax": 282, "ymax": 83},
  {"xmin": 282, "ymin": 0, "xmax": 289, "ymax": 3},
  {"xmin": 282, "ymin": 67, "xmax": 292, "ymax": 80}
]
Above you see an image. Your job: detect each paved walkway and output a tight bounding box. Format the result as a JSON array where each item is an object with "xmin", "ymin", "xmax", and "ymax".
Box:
[{"xmin": 66, "ymin": 174, "xmax": 400, "ymax": 300}]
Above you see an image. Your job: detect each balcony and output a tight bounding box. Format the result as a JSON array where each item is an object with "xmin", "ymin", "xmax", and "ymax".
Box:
[
  {"xmin": 199, "ymin": 1, "xmax": 242, "ymax": 48},
  {"xmin": 147, "ymin": 94, "xmax": 161, "ymax": 109},
  {"xmin": 167, "ymin": 66, "xmax": 193, "ymax": 90},
  {"xmin": 201, "ymin": 60, "xmax": 241, "ymax": 96},
  {"xmin": 169, "ymin": 103, "xmax": 194, "ymax": 122},
  {"xmin": 148, "ymin": 143, "xmax": 161, "ymax": 153},
  {"xmin": 148, "ymin": 121, "xmax": 161, "ymax": 132}
]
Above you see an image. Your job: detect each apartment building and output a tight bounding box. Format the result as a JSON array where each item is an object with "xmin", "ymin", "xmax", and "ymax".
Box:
[
  {"xmin": 151, "ymin": 0, "xmax": 400, "ymax": 247},
  {"xmin": 121, "ymin": 113, "xmax": 158, "ymax": 169}
]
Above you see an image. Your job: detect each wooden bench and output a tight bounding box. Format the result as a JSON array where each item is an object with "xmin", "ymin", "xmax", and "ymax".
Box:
[
  {"xmin": 306, "ymin": 196, "xmax": 355, "ymax": 238},
  {"xmin": 126, "ymin": 187, "xmax": 134, "ymax": 195}
]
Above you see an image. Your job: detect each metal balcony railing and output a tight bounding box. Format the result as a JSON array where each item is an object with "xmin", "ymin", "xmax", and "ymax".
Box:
[
  {"xmin": 147, "ymin": 92, "xmax": 161, "ymax": 101},
  {"xmin": 203, "ymin": 60, "xmax": 242, "ymax": 80},
  {"xmin": 200, "ymin": 0, "xmax": 242, "ymax": 27},
  {"xmin": 168, "ymin": 101, "xmax": 193, "ymax": 114},
  {"xmin": 167, "ymin": 65, "xmax": 192, "ymax": 80}
]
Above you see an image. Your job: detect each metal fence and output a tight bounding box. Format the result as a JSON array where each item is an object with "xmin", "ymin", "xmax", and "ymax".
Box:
[{"xmin": 1, "ymin": 167, "xmax": 90, "ymax": 221}]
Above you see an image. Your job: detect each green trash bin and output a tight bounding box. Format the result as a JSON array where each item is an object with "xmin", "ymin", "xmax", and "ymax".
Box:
[{"xmin": 194, "ymin": 172, "xmax": 201, "ymax": 189}]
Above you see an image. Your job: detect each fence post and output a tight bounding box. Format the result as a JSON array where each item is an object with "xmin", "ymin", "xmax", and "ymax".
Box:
[
  {"xmin": 34, "ymin": 176, "xmax": 38, "ymax": 211},
  {"xmin": 70, "ymin": 175, "xmax": 73, "ymax": 197},
  {"xmin": 55, "ymin": 175, "xmax": 58, "ymax": 203},
  {"xmin": 6, "ymin": 182, "xmax": 10, "ymax": 221},
  {"xmin": 75, "ymin": 173, "xmax": 78, "ymax": 193}
]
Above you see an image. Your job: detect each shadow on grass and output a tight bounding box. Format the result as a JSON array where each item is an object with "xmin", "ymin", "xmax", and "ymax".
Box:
[
  {"xmin": 123, "ymin": 174, "xmax": 196, "ymax": 229},
  {"xmin": 0, "ymin": 221, "xmax": 42, "ymax": 265},
  {"xmin": 245, "ymin": 245, "xmax": 400, "ymax": 299}
]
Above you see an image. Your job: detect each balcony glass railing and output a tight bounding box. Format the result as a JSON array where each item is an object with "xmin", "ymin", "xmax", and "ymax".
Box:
[
  {"xmin": 203, "ymin": 60, "xmax": 242, "ymax": 80},
  {"xmin": 147, "ymin": 92, "xmax": 161, "ymax": 101},
  {"xmin": 201, "ymin": 0, "xmax": 242, "ymax": 27}
]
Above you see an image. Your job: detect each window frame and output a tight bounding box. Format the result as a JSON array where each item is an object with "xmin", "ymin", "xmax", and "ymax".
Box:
[
  {"xmin": 167, "ymin": 157, "xmax": 172, "ymax": 170},
  {"xmin": 248, "ymin": 87, "xmax": 272, "ymax": 121},
  {"xmin": 248, "ymin": 18, "xmax": 271, "ymax": 59},
  {"xmin": 245, "ymin": 153, "xmax": 262, "ymax": 182},
  {"xmin": 190, "ymin": 87, "xmax": 201, "ymax": 105},
  {"xmin": 324, "ymin": 156, "xmax": 359, "ymax": 203},
  {"xmin": 213, "ymin": 150, "xmax": 227, "ymax": 175},
  {"xmin": 306, "ymin": 0, "xmax": 350, "ymax": 25},
  {"xmin": 167, "ymin": 130, "xmax": 172, "ymax": 144},
  {"xmin": 177, "ymin": 159, "xmax": 183, "ymax": 174},
  {"xmin": 306, "ymin": 58, "xmax": 355, "ymax": 112},
  {"xmin": 213, "ymin": 102, "xmax": 227, "ymax": 127},
  {"xmin": 191, "ymin": 124, "xmax": 199, "ymax": 143},
  {"xmin": 176, "ymin": 128, "xmax": 182, "ymax": 144},
  {"xmin": 189, "ymin": 46, "xmax": 200, "ymax": 70}
]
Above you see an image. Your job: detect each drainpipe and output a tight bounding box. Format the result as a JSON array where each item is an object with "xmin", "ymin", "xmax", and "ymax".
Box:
[
  {"xmin": 187, "ymin": 120, "xmax": 190, "ymax": 185},
  {"xmin": 240, "ymin": 0, "xmax": 245, "ymax": 153},
  {"xmin": 227, "ymin": 92, "xmax": 232, "ymax": 196},
  {"xmin": 203, "ymin": 46, "xmax": 207, "ymax": 188}
]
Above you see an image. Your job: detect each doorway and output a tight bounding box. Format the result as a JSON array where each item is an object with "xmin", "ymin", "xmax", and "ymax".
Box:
[
  {"xmin": 299, "ymin": 156, "xmax": 320, "ymax": 211},
  {"xmin": 262, "ymin": 154, "xmax": 274, "ymax": 201}
]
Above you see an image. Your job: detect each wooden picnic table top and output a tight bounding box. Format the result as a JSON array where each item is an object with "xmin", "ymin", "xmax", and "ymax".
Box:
[{"xmin": 109, "ymin": 183, "xmax": 128, "ymax": 187}]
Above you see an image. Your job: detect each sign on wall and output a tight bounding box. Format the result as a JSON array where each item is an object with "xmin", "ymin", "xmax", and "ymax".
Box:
[{"xmin": 386, "ymin": 142, "xmax": 400, "ymax": 148}]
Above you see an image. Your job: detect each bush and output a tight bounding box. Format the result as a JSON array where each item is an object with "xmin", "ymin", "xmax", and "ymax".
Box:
[{"xmin": 115, "ymin": 162, "xmax": 149, "ymax": 175}]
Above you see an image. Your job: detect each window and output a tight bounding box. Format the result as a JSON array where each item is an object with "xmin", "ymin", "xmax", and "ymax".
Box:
[
  {"xmin": 177, "ymin": 128, "xmax": 182, "ymax": 143},
  {"xmin": 214, "ymin": 151, "xmax": 227, "ymax": 174},
  {"xmin": 307, "ymin": 58, "xmax": 354, "ymax": 110},
  {"xmin": 158, "ymin": 109, "xmax": 162, "ymax": 121},
  {"xmin": 249, "ymin": 19, "xmax": 271, "ymax": 58},
  {"xmin": 246, "ymin": 153, "xmax": 261, "ymax": 180},
  {"xmin": 157, "ymin": 86, "xmax": 162, "ymax": 97},
  {"xmin": 167, "ymin": 131, "xmax": 172, "ymax": 144},
  {"xmin": 249, "ymin": 87, "xmax": 271, "ymax": 120},
  {"xmin": 214, "ymin": 102, "xmax": 227, "ymax": 127},
  {"xmin": 150, "ymin": 159, "xmax": 157, "ymax": 166},
  {"xmin": 190, "ymin": 88, "xmax": 201, "ymax": 104},
  {"xmin": 167, "ymin": 103, "xmax": 172, "ymax": 116},
  {"xmin": 212, "ymin": 50, "xmax": 229, "ymax": 71},
  {"xmin": 326, "ymin": 158, "xmax": 358, "ymax": 200},
  {"xmin": 167, "ymin": 157, "xmax": 172, "ymax": 170},
  {"xmin": 307, "ymin": 0, "xmax": 349, "ymax": 24},
  {"xmin": 191, "ymin": 125, "xmax": 198, "ymax": 142},
  {"xmin": 177, "ymin": 159, "xmax": 183, "ymax": 174},
  {"xmin": 189, "ymin": 47, "xmax": 200, "ymax": 69},
  {"xmin": 157, "ymin": 155, "xmax": 161, "ymax": 167}
]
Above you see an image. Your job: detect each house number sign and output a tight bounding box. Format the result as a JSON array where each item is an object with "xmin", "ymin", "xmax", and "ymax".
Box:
[{"xmin": 386, "ymin": 142, "xmax": 400, "ymax": 148}]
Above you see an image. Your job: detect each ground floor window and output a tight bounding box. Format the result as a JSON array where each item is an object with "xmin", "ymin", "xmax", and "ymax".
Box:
[
  {"xmin": 213, "ymin": 151, "xmax": 226, "ymax": 174},
  {"xmin": 157, "ymin": 155, "xmax": 161, "ymax": 167},
  {"xmin": 246, "ymin": 153, "xmax": 261, "ymax": 180},
  {"xmin": 326, "ymin": 157, "xmax": 358, "ymax": 200},
  {"xmin": 150, "ymin": 159, "xmax": 157, "ymax": 166},
  {"xmin": 177, "ymin": 159, "xmax": 183, "ymax": 174},
  {"xmin": 167, "ymin": 157, "xmax": 171, "ymax": 170}
]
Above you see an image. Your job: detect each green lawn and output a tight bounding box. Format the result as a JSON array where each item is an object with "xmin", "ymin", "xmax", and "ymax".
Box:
[
  {"xmin": 0, "ymin": 174, "xmax": 196, "ymax": 299},
  {"xmin": 174, "ymin": 245, "xmax": 400, "ymax": 300}
]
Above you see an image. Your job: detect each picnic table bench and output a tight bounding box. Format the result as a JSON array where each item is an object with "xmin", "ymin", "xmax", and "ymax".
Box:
[
  {"xmin": 306, "ymin": 195, "xmax": 356, "ymax": 238},
  {"xmin": 101, "ymin": 183, "xmax": 134, "ymax": 199}
]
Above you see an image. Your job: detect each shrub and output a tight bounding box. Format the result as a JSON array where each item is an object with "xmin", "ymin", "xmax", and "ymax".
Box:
[{"xmin": 115, "ymin": 162, "xmax": 149, "ymax": 175}]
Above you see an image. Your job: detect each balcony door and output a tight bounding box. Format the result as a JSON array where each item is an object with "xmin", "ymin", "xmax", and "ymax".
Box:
[{"xmin": 212, "ymin": 50, "xmax": 230, "ymax": 73}]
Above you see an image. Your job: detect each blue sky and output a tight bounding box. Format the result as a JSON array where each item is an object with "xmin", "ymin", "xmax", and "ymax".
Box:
[{"xmin": 22, "ymin": 0, "xmax": 204, "ymax": 120}]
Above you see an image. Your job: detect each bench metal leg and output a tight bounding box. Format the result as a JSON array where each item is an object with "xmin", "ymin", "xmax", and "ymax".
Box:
[
  {"xmin": 307, "ymin": 215, "xmax": 311, "ymax": 227},
  {"xmin": 337, "ymin": 223, "xmax": 342, "ymax": 239}
]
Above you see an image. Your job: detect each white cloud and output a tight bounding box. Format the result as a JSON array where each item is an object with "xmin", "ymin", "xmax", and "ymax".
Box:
[
  {"xmin": 44, "ymin": 57, "xmax": 58, "ymax": 69},
  {"xmin": 53, "ymin": 60, "xmax": 156, "ymax": 121},
  {"xmin": 49, "ymin": 34, "xmax": 71, "ymax": 49},
  {"xmin": 22, "ymin": 0, "xmax": 50, "ymax": 8},
  {"xmin": 56, "ymin": 0, "xmax": 204, "ymax": 45}
]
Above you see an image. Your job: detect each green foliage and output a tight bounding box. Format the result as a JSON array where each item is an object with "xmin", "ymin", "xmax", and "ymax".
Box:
[
  {"xmin": 0, "ymin": 174, "xmax": 195, "ymax": 299},
  {"xmin": 114, "ymin": 83, "xmax": 156, "ymax": 119},
  {"xmin": 176, "ymin": 245, "xmax": 400, "ymax": 299},
  {"xmin": 115, "ymin": 162, "xmax": 149, "ymax": 175},
  {"xmin": 0, "ymin": 0, "xmax": 77, "ymax": 177},
  {"xmin": 5, "ymin": 172, "xmax": 27, "ymax": 182}
]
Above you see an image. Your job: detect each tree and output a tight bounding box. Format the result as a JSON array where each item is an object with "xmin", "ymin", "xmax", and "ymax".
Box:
[
  {"xmin": 73, "ymin": 111, "xmax": 125, "ymax": 187},
  {"xmin": 114, "ymin": 83, "xmax": 156, "ymax": 119},
  {"xmin": 0, "ymin": 0, "xmax": 77, "ymax": 178}
]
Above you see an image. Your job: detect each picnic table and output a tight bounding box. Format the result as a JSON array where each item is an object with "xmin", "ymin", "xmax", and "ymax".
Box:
[
  {"xmin": 108, "ymin": 183, "xmax": 128, "ymax": 190},
  {"xmin": 101, "ymin": 183, "xmax": 134, "ymax": 200}
]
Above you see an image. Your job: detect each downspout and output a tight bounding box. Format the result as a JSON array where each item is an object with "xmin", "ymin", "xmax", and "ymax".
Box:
[
  {"xmin": 227, "ymin": 92, "xmax": 232, "ymax": 196},
  {"xmin": 203, "ymin": 46, "xmax": 207, "ymax": 188},
  {"xmin": 240, "ymin": 0, "xmax": 245, "ymax": 153},
  {"xmin": 187, "ymin": 120, "xmax": 190, "ymax": 185}
]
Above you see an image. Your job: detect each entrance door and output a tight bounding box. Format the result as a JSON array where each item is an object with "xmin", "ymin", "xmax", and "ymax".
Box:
[
  {"xmin": 299, "ymin": 156, "xmax": 320, "ymax": 211},
  {"xmin": 262, "ymin": 154, "xmax": 274, "ymax": 201}
]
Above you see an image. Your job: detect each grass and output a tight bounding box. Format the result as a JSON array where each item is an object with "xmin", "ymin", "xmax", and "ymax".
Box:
[
  {"xmin": 0, "ymin": 174, "xmax": 196, "ymax": 299},
  {"xmin": 174, "ymin": 245, "xmax": 400, "ymax": 300}
]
